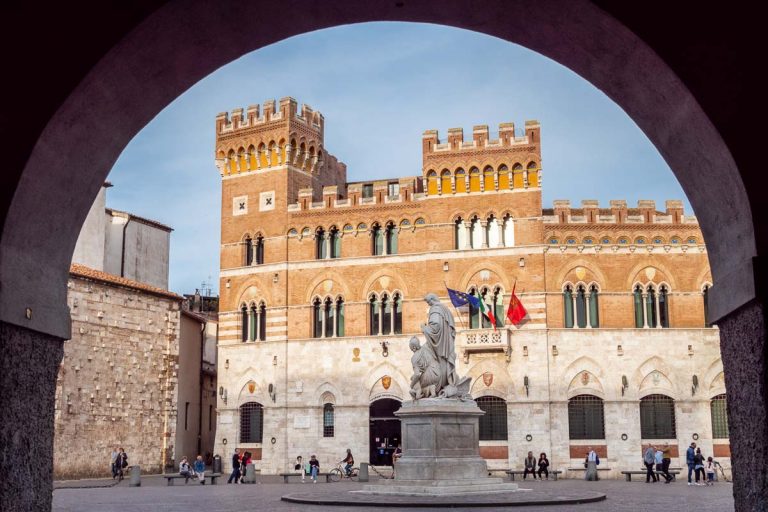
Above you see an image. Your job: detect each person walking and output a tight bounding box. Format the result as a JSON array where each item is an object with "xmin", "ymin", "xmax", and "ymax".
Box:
[
  {"xmin": 538, "ymin": 453, "xmax": 550, "ymax": 480},
  {"xmin": 194, "ymin": 455, "xmax": 206, "ymax": 484},
  {"xmin": 584, "ymin": 447, "xmax": 599, "ymax": 481},
  {"xmin": 239, "ymin": 451, "xmax": 252, "ymax": 483},
  {"xmin": 660, "ymin": 443, "xmax": 673, "ymax": 483},
  {"xmin": 523, "ymin": 451, "xmax": 537, "ymax": 479},
  {"xmin": 704, "ymin": 457, "xmax": 716, "ymax": 486},
  {"xmin": 309, "ymin": 454, "xmax": 320, "ymax": 483},
  {"xmin": 644, "ymin": 444, "xmax": 658, "ymax": 483},
  {"xmin": 110, "ymin": 447, "xmax": 119, "ymax": 479},
  {"xmin": 654, "ymin": 446, "xmax": 664, "ymax": 475},
  {"xmin": 295, "ymin": 455, "xmax": 306, "ymax": 482},
  {"xmin": 686, "ymin": 442, "xmax": 697, "ymax": 485},
  {"xmin": 693, "ymin": 448, "xmax": 706, "ymax": 485},
  {"xmin": 115, "ymin": 447, "xmax": 128, "ymax": 480},
  {"xmin": 227, "ymin": 448, "xmax": 241, "ymax": 484},
  {"xmin": 179, "ymin": 456, "xmax": 194, "ymax": 484}
]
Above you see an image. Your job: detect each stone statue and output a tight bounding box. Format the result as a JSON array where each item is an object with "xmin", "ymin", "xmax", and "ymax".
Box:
[
  {"xmin": 408, "ymin": 336, "xmax": 440, "ymax": 399},
  {"xmin": 410, "ymin": 293, "xmax": 471, "ymax": 399}
]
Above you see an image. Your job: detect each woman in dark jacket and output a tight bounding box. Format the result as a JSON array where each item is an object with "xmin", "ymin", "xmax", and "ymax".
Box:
[{"xmin": 538, "ymin": 452, "xmax": 550, "ymax": 480}]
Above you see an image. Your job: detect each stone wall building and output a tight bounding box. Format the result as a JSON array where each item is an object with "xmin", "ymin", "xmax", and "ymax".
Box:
[{"xmin": 213, "ymin": 98, "xmax": 725, "ymax": 478}]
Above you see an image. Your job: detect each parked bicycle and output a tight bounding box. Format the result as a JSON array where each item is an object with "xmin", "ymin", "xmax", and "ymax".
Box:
[{"xmin": 328, "ymin": 461, "xmax": 359, "ymax": 482}]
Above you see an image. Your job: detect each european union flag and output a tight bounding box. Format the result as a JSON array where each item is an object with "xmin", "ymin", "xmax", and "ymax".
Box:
[{"xmin": 446, "ymin": 287, "xmax": 480, "ymax": 309}]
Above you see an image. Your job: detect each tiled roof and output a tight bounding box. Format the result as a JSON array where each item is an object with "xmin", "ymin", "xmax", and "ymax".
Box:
[{"xmin": 69, "ymin": 264, "xmax": 182, "ymax": 300}]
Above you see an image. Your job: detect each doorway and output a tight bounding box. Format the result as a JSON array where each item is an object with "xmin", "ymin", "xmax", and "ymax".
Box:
[{"xmin": 369, "ymin": 398, "xmax": 401, "ymax": 466}]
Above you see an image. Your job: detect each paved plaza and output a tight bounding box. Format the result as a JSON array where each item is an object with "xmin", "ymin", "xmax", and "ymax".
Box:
[{"xmin": 53, "ymin": 475, "xmax": 735, "ymax": 511}]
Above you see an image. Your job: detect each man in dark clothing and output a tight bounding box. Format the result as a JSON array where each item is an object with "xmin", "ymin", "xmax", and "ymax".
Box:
[
  {"xmin": 686, "ymin": 442, "xmax": 697, "ymax": 485},
  {"xmin": 227, "ymin": 448, "xmax": 241, "ymax": 484},
  {"xmin": 644, "ymin": 445, "xmax": 658, "ymax": 482},
  {"xmin": 523, "ymin": 451, "xmax": 537, "ymax": 479}
]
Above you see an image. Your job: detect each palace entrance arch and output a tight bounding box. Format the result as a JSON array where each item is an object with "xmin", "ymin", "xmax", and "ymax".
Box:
[
  {"xmin": 369, "ymin": 398, "xmax": 402, "ymax": 467},
  {"xmin": 0, "ymin": 2, "xmax": 763, "ymax": 511}
]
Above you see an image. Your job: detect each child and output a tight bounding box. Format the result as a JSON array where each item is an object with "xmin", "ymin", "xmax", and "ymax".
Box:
[
  {"xmin": 705, "ymin": 457, "xmax": 716, "ymax": 486},
  {"xmin": 194, "ymin": 455, "xmax": 206, "ymax": 484}
]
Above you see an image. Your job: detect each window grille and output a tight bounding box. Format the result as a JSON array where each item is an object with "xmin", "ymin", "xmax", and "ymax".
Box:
[
  {"xmin": 711, "ymin": 394, "xmax": 729, "ymax": 438},
  {"xmin": 323, "ymin": 403, "xmax": 335, "ymax": 437},
  {"xmin": 476, "ymin": 396, "xmax": 508, "ymax": 441},
  {"xmin": 568, "ymin": 395, "xmax": 605, "ymax": 439},
  {"xmin": 639, "ymin": 394, "xmax": 676, "ymax": 439},
  {"xmin": 239, "ymin": 402, "xmax": 264, "ymax": 443}
]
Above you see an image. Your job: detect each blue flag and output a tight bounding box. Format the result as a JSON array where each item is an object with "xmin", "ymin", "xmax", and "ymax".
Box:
[{"xmin": 446, "ymin": 287, "xmax": 480, "ymax": 309}]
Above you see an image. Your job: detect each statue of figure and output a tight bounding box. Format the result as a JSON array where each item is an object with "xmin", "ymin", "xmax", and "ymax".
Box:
[
  {"xmin": 417, "ymin": 293, "xmax": 471, "ymax": 399},
  {"xmin": 408, "ymin": 336, "xmax": 441, "ymax": 399}
]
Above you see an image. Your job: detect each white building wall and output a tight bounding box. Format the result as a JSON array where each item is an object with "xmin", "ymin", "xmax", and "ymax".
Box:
[{"xmin": 71, "ymin": 184, "xmax": 107, "ymax": 270}]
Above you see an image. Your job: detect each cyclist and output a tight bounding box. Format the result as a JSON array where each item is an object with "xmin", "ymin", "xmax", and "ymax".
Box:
[{"xmin": 341, "ymin": 449, "xmax": 354, "ymax": 477}]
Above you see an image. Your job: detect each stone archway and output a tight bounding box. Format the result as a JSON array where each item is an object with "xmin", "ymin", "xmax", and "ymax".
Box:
[{"xmin": 0, "ymin": 2, "xmax": 764, "ymax": 510}]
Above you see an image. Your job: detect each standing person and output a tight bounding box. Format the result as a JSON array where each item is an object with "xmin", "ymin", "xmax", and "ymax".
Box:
[
  {"xmin": 584, "ymin": 447, "xmax": 599, "ymax": 481},
  {"xmin": 523, "ymin": 451, "xmax": 537, "ymax": 479},
  {"xmin": 110, "ymin": 447, "xmax": 119, "ymax": 479},
  {"xmin": 179, "ymin": 456, "xmax": 193, "ymax": 484},
  {"xmin": 194, "ymin": 455, "xmax": 206, "ymax": 484},
  {"xmin": 295, "ymin": 455, "xmax": 305, "ymax": 482},
  {"xmin": 239, "ymin": 451, "xmax": 252, "ymax": 483},
  {"xmin": 660, "ymin": 443, "xmax": 673, "ymax": 483},
  {"xmin": 392, "ymin": 444, "xmax": 402, "ymax": 478},
  {"xmin": 644, "ymin": 444, "xmax": 658, "ymax": 483},
  {"xmin": 686, "ymin": 442, "xmax": 697, "ymax": 485},
  {"xmin": 693, "ymin": 448, "xmax": 705, "ymax": 485},
  {"xmin": 538, "ymin": 453, "xmax": 550, "ymax": 480},
  {"xmin": 654, "ymin": 446, "xmax": 664, "ymax": 476},
  {"xmin": 116, "ymin": 447, "xmax": 128, "ymax": 479},
  {"xmin": 309, "ymin": 454, "xmax": 320, "ymax": 483},
  {"xmin": 704, "ymin": 457, "xmax": 716, "ymax": 486},
  {"xmin": 227, "ymin": 448, "xmax": 241, "ymax": 484},
  {"xmin": 341, "ymin": 449, "xmax": 354, "ymax": 476}
]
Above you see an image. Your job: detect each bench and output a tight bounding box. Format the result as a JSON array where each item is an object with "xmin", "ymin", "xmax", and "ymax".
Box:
[
  {"xmin": 163, "ymin": 472, "xmax": 221, "ymax": 486},
  {"xmin": 505, "ymin": 469, "xmax": 562, "ymax": 481},
  {"xmin": 566, "ymin": 467, "xmax": 612, "ymax": 479},
  {"xmin": 278, "ymin": 472, "xmax": 332, "ymax": 483},
  {"xmin": 622, "ymin": 469, "xmax": 680, "ymax": 482}
]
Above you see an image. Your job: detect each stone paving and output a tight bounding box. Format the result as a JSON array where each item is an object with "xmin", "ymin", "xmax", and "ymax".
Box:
[{"xmin": 52, "ymin": 475, "xmax": 735, "ymax": 511}]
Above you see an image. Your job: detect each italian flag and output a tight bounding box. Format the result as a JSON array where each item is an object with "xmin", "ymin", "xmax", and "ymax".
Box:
[{"xmin": 478, "ymin": 299, "xmax": 497, "ymax": 330}]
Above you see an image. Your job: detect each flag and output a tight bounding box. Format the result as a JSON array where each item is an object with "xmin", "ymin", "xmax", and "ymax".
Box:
[
  {"xmin": 478, "ymin": 299, "xmax": 497, "ymax": 330},
  {"xmin": 446, "ymin": 287, "xmax": 480, "ymax": 309},
  {"xmin": 507, "ymin": 284, "xmax": 527, "ymax": 326}
]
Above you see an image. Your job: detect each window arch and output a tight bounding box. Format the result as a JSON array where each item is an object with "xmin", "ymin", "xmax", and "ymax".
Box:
[
  {"xmin": 512, "ymin": 163, "xmax": 524, "ymax": 188},
  {"xmin": 315, "ymin": 227, "xmax": 326, "ymax": 259},
  {"xmin": 483, "ymin": 165, "xmax": 495, "ymax": 191},
  {"xmin": 323, "ymin": 297, "xmax": 334, "ymax": 338},
  {"xmin": 646, "ymin": 284, "xmax": 658, "ymax": 328},
  {"xmin": 336, "ymin": 297, "xmax": 345, "ymax": 337},
  {"xmin": 486, "ymin": 214, "xmax": 500, "ymax": 248},
  {"xmin": 639, "ymin": 394, "xmax": 676, "ymax": 439},
  {"xmin": 468, "ymin": 287, "xmax": 481, "ymax": 329},
  {"xmin": 658, "ymin": 284, "xmax": 669, "ymax": 328},
  {"xmin": 440, "ymin": 169, "xmax": 452, "ymax": 194},
  {"xmin": 563, "ymin": 285, "xmax": 574, "ymax": 328},
  {"xmin": 426, "ymin": 170, "xmax": 438, "ymax": 195},
  {"xmin": 312, "ymin": 297, "xmax": 322, "ymax": 338},
  {"xmin": 633, "ymin": 285, "xmax": 645, "ymax": 328},
  {"xmin": 575, "ymin": 284, "xmax": 587, "ymax": 328},
  {"xmin": 469, "ymin": 167, "xmax": 481, "ymax": 192},
  {"xmin": 323, "ymin": 403, "xmax": 335, "ymax": 437},
  {"xmin": 258, "ymin": 301, "xmax": 266, "ymax": 341},
  {"xmin": 588, "ymin": 284, "xmax": 600, "ymax": 328},
  {"xmin": 502, "ymin": 214, "xmax": 514, "ymax": 247},
  {"xmin": 479, "ymin": 287, "xmax": 492, "ymax": 328},
  {"xmin": 312, "ymin": 295, "xmax": 344, "ymax": 338},
  {"xmin": 381, "ymin": 293, "xmax": 391, "ymax": 335},
  {"xmin": 393, "ymin": 293, "xmax": 403, "ymax": 334},
  {"xmin": 244, "ymin": 236, "xmax": 253, "ymax": 266},
  {"xmin": 254, "ymin": 235, "xmax": 264, "ymax": 264},
  {"xmin": 240, "ymin": 304, "xmax": 248, "ymax": 342},
  {"xmin": 369, "ymin": 293, "xmax": 380, "ymax": 335},
  {"xmin": 372, "ymin": 223, "xmax": 384, "ymax": 255},
  {"xmin": 248, "ymin": 303, "xmax": 257, "ymax": 341},
  {"xmin": 476, "ymin": 396, "xmax": 508, "ymax": 441},
  {"xmin": 526, "ymin": 161, "xmax": 539, "ymax": 187},
  {"xmin": 710, "ymin": 394, "xmax": 729, "ymax": 439},
  {"xmin": 329, "ymin": 226, "xmax": 341, "ymax": 259},
  {"xmin": 568, "ymin": 395, "xmax": 605, "ymax": 440},
  {"xmin": 493, "ymin": 286, "xmax": 505, "ymax": 328},
  {"xmin": 454, "ymin": 168, "xmax": 467, "ymax": 193},
  {"xmin": 497, "ymin": 164, "xmax": 509, "ymax": 190},
  {"xmin": 385, "ymin": 222, "xmax": 398, "ymax": 255},
  {"xmin": 454, "ymin": 216, "xmax": 465, "ymax": 250},
  {"xmin": 469, "ymin": 215, "xmax": 482, "ymax": 249},
  {"xmin": 239, "ymin": 402, "xmax": 264, "ymax": 443}
]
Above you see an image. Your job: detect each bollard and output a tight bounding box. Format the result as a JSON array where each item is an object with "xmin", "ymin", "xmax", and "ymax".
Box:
[
  {"xmin": 213, "ymin": 455, "xmax": 222, "ymax": 474},
  {"xmin": 129, "ymin": 465, "xmax": 141, "ymax": 487},
  {"xmin": 358, "ymin": 462, "xmax": 369, "ymax": 482},
  {"xmin": 244, "ymin": 463, "xmax": 256, "ymax": 483}
]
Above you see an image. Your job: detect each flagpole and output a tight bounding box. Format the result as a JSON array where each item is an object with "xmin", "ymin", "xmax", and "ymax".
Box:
[{"xmin": 444, "ymin": 280, "xmax": 467, "ymax": 330}]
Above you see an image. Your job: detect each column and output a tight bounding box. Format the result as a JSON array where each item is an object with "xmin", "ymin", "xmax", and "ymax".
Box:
[
  {"xmin": 585, "ymin": 292, "xmax": 592, "ymax": 329},
  {"xmin": 655, "ymin": 293, "xmax": 662, "ymax": 329},
  {"xmin": 572, "ymin": 293, "xmax": 578, "ymax": 329},
  {"xmin": 324, "ymin": 233, "xmax": 331, "ymax": 260},
  {"xmin": 378, "ymin": 300, "xmax": 383, "ymax": 336},
  {"xmin": 277, "ymin": 145, "xmax": 283, "ymax": 165},
  {"xmin": 332, "ymin": 303, "xmax": 337, "ymax": 338},
  {"xmin": 320, "ymin": 304, "xmax": 326, "ymax": 338},
  {"xmin": 255, "ymin": 309, "xmax": 261, "ymax": 340},
  {"xmin": 285, "ymin": 145, "xmax": 292, "ymax": 165},
  {"xmin": 523, "ymin": 169, "xmax": 529, "ymax": 188},
  {"xmin": 481, "ymin": 221, "xmax": 489, "ymax": 248},
  {"xmin": 493, "ymin": 169, "xmax": 499, "ymax": 191},
  {"xmin": 267, "ymin": 147, "xmax": 273, "ymax": 167},
  {"xmin": 255, "ymin": 149, "xmax": 262, "ymax": 169},
  {"xmin": 642, "ymin": 293, "xmax": 649, "ymax": 328}
]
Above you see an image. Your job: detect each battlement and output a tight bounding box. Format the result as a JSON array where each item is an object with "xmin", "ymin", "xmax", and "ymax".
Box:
[
  {"xmin": 422, "ymin": 120, "xmax": 540, "ymax": 155},
  {"xmin": 215, "ymin": 97, "xmax": 324, "ymax": 135},
  {"xmin": 543, "ymin": 199, "xmax": 693, "ymax": 225},
  {"xmin": 287, "ymin": 177, "xmax": 424, "ymax": 212}
]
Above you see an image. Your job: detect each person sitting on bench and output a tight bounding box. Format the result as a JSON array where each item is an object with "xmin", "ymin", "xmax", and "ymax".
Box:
[{"xmin": 523, "ymin": 451, "xmax": 537, "ymax": 479}]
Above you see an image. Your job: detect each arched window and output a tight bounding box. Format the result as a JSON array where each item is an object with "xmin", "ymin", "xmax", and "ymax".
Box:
[
  {"xmin": 502, "ymin": 214, "xmax": 514, "ymax": 247},
  {"xmin": 469, "ymin": 167, "xmax": 481, "ymax": 192},
  {"xmin": 454, "ymin": 168, "xmax": 467, "ymax": 193},
  {"xmin": 248, "ymin": 303, "xmax": 257, "ymax": 341},
  {"xmin": 312, "ymin": 297, "xmax": 322, "ymax": 338},
  {"xmin": 329, "ymin": 226, "xmax": 341, "ymax": 259},
  {"xmin": 710, "ymin": 394, "xmax": 729, "ymax": 438},
  {"xmin": 476, "ymin": 396, "xmax": 508, "ymax": 441},
  {"xmin": 512, "ymin": 163, "xmax": 524, "ymax": 188},
  {"xmin": 239, "ymin": 402, "xmax": 264, "ymax": 443},
  {"xmin": 393, "ymin": 293, "xmax": 403, "ymax": 334},
  {"xmin": 470, "ymin": 215, "xmax": 482, "ymax": 249},
  {"xmin": 372, "ymin": 223, "xmax": 384, "ymax": 256},
  {"xmin": 483, "ymin": 165, "xmax": 495, "ymax": 191},
  {"xmin": 633, "ymin": 285, "xmax": 645, "ymax": 328},
  {"xmin": 454, "ymin": 217, "xmax": 465, "ymax": 250},
  {"xmin": 480, "ymin": 287, "xmax": 492, "ymax": 328},
  {"xmin": 369, "ymin": 294, "xmax": 380, "ymax": 335},
  {"xmin": 385, "ymin": 222, "xmax": 398, "ymax": 255},
  {"xmin": 469, "ymin": 287, "xmax": 480, "ymax": 329},
  {"xmin": 658, "ymin": 285, "xmax": 669, "ymax": 328},
  {"xmin": 568, "ymin": 395, "xmax": 605, "ymax": 439},
  {"xmin": 336, "ymin": 297, "xmax": 345, "ymax": 337},
  {"xmin": 527, "ymin": 161, "xmax": 539, "ymax": 187},
  {"xmin": 702, "ymin": 284, "xmax": 711, "ymax": 327},
  {"xmin": 241, "ymin": 304, "xmax": 248, "ymax": 342},
  {"xmin": 639, "ymin": 394, "xmax": 676, "ymax": 439},
  {"xmin": 323, "ymin": 403, "xmax": 335, "ymax": 438},
  {"xmin": 258, "ymin": 301, "xmax": 266, "ymax": 341},
  {"xmin": 315, "ymin": 227, "xmax": 326, "ymax": 259},
  {"xmin": 493, "ymin": 287, "xmax": 505, "ymax": 328},
  {"xmin": 563, "ymin": 285, "xmax": 574, "ymax": 328},
  {"xmin": 440, "ymin": 169, "xmax": 452, "ymax": 194},
  {"xmin": 497, "ymin": 164, "xmax": 509, "ymax": 190},
  {"xmin": 323, "ymin": 297, "xmax": 334, "ymax": 338},
  {"xmin": 426, "ymin": 170, "xmax": 438, "ymax": 195},
  {"xmin": 244, "ymin": 236, "xmax": 254, "ymax": 266},
  {"xmin": 588, "ymin": 284, "xmax": 600, "ymax": 328},
  {"xmin": 646, "ymin": 285, "xmax": 657, "ymax": 328},
  {"xmin": 254, "ymin": 235, "xmax": 264, "ymax": 264},
  {"xmin": 486, "ymin": 214, "xmax": 500, "ymax": 248},
  {"xmin": 575, "ymin": 284, "xmax": 587, "ymax": 328},
  {"xmin": 381, "ymin": 293, "xmax": 391, "ymax": 335}
]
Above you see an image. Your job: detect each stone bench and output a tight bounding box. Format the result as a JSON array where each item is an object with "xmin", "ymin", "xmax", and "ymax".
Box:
[
  {"xmin": 163, "ymin": 472, "xmax": 221, "ymax": 486},
  {"xmin": 278, "ymin": 472, "xmax": 332, "ymax": 483},
  {"xmin": 506, "ymin": 470, "xmax": 562, "ymax": 481},
  {"xmin": 622, "ymin": 469, "xmax": 680, "ymax": 482}
]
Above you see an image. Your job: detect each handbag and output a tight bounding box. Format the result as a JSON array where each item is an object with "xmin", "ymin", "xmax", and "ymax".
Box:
[{"xmin": 294, "ymin": 463, "xmax": 301, "ymax": 470}]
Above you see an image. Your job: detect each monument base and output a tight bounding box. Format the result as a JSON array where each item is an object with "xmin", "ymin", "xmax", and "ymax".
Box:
[{"xmin": 357, "ymin": 398, "xmax": 519, "ymax": 496}]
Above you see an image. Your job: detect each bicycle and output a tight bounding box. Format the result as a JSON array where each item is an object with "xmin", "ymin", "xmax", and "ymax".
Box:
[{"xmin": 328, "ymin": 462, "xmax": 359, "ymax": 482}]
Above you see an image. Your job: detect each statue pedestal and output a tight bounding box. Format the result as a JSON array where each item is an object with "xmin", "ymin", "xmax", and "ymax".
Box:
[{"xmin": 357, "ymin": 399, "xmax": 518, "ymax": 496}]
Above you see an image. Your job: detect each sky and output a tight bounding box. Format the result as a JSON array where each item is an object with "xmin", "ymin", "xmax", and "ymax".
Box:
[{"xmin": 107, "ymin": 22, "xmax": 690, "ymax": 296}]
